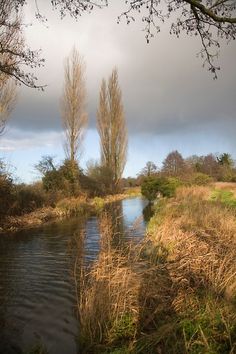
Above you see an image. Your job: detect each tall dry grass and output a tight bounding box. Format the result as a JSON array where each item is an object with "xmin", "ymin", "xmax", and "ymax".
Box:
[
  {"xmin": 160, "ymin": 186, "xmax": 236, "ymax": 300},
  {"xmin": 148, "ymin": 186, "xmax": 236, "ymax": 352},
  {"xmin": 77, "ymin": 213, "xmax": 141, "ymax": 352},
  {"xmin": 76, "ymin": 186, "xmax": 236, "ymax": 353}
]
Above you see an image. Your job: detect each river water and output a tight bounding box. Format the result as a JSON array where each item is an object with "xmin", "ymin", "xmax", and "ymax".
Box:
[{"xmin": 0, "ymin": 197, "xmax": 149, "ymax": 354}]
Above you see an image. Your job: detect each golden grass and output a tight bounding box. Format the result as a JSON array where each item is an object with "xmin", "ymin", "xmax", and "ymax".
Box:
[
  {"xmin": 76, "ymin": 186, "xmax": 236, "ymax": 353},
  {"xmin": 148, "ymin": 186, "xmax": 236, "ymax": 352},
  {"xmin": 78, "ymin": 213, "xmax": 141, "ymax": 351},
  {"xmin": 214, "ymin": 181, "xmax": 236, "ymax": 197},
  {"xmin": 153, "ymin": 186, "xmax": 236, "ymax": 300}
]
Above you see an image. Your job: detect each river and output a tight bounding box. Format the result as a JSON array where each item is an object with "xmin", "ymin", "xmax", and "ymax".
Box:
[{"xmin": 0, "ymin": 197, "xmax": 149, "ymax": 354}]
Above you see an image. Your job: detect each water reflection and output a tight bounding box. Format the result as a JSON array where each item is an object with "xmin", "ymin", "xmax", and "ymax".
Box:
[
  {"xmin": 0, "ymin": 197, "xmax": 148, "ymax": 354},
  {"xmin": 142, "ymin": 203, "xmax": 154, "ymax": 223}
]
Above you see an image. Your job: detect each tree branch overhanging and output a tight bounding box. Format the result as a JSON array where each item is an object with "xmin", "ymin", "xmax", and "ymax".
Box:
[{"xmin": 1, "ymin": 0, "xmax": 236, "ymax": 85}]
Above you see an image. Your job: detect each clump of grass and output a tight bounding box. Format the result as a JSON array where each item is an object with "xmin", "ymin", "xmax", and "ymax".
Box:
[
  {"xmin": 56, "ymin": 196, "xmax": 90, "ymax": 215},
  {"xmin": 124, "ymin": 187, "xmax": 141, "ymax": 197},
  {"xmin": 78, "ymin": 213, "xmax": 141, "ymax": 352},
  {"xmin": 92, "ymin": 197, "xmax": 105, "ymax": 212}
]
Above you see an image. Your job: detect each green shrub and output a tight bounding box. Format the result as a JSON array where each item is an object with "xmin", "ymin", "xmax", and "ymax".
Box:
[
  {"xmin": 141, "ymin": 177, "xmax": 177, "ymax": 201},
  {"xmin": 93, "ymin": 196, "xmax": 105, "ymax": 212},
  {"xmin": 191, "ymin": 172, "xmax": 213, "ymax": 186}
]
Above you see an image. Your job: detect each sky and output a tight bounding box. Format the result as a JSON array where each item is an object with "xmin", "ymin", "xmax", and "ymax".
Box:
[{"xmin": 0, "ymin": 1, "xmax": 236, "ymax": 183}]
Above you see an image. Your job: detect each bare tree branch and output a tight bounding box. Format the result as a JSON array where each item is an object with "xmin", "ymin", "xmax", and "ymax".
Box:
[
  {"xmin": 0, "ymin": 0, "xmax": 45, "ymax": 89},
  {"xmin": 2, "ymin": 0, "xmax": 236, "ymax": 83}
]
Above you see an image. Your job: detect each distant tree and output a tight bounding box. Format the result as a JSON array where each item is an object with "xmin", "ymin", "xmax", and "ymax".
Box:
[
  {"xmin": 162, "ymin": 150, "xmax": 185, "ymax": 177},
  {"xmin": 123, "ymin": 176, "xmax": 137, "ymax": 188},
  {"xmin": 185, "ymin": 155, "xmax": 201, "ymax": 174},
  {"xmin": 35, "ymin": 155, "xmax": 57, "ymax": 176},
  {"xmin": 140, "ymin": 161, "xmax": 157, "ymax": 177},
  {"xmin": 97, "ymin": 68, "xmax": 127, "ymax": 193},
  {"xmin": 201, "ymin": 154, "xmax": 219, "ymax": 178},
  {"xmin": 216, "ymin": 153, "xmax": 235, "ymax": 181},
  {"xmin": 0, "ymin": 80, "xmax": 17, "ymax": 135},
  {"xmin": 217, "ymin": 153, "xmax": 234, "ymax": 167}
]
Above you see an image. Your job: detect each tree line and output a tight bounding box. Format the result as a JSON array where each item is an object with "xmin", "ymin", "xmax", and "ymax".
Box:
[{"xmin": 123, "ymin": 150, "xmax": 236, "ymax": 189}]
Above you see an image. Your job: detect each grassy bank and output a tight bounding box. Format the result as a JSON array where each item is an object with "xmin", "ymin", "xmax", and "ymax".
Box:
[
  {"xmin": 0, "ymin": 188, "xmax": 141, "ymax": 234},
  {"xmin": 77, "ymin": 185, "xmax": 236, "ymax": 353}
]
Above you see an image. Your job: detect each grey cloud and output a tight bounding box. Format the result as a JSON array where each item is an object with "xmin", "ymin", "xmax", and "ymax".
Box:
[{"xmin": 8, "ymin": 1, "xmax": 236, "ymax": 143}]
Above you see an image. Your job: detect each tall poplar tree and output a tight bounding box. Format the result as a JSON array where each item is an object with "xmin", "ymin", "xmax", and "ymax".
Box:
[{"xmin": 97, "ymin": 68, "xmax": 127, "ymax": 193}]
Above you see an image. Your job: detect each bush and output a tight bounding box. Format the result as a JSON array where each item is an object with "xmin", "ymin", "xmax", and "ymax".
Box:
[
  {"xmin": 191, "ymin": 172, "xmax": 213, "ymax": 186},
  {"xmin": 14, "ymin": 183, "xmax": 47, "ymax": 214},
  {"xmin": 141, "ymin": 177, "xmax": 177, "ymax": 201},
  {"xmin": 93, "ymin": 197, "xmax": 105, "ymax": 212},
  {"xmin": 0, "ymin": 173, "xmax": 15, "ymax": 218}
]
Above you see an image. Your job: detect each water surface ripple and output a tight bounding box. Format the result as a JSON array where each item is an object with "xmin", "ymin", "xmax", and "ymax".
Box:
[{"xmin": 0, "ymin": 197, "xmax": 148, "ymax": 354}]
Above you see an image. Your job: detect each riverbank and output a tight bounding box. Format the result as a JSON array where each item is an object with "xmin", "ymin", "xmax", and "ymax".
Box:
[
  {"xmin": 77, "ymin": 185, "xmax": 236, "ymax": 353},
  {"xmin": 0, "ymin": 188, "xmax": 141, "ymax": 234}
]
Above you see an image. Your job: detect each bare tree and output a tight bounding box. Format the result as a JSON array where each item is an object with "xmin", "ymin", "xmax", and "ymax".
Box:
[
  {"xmin": 0, "ymin": 0, "xmax": 44, "ymax": 88},
  {"xmin": 61, "ymin": 47, "xmax": 87, "ymax": 165},
  {"xmin": 97, "ymin": 68, "xmax": 127, "ymax": 193},
  {"xmin": 162, "ymin": 150, "xmax": 186, "ymax": 177},
  {"xmin": 118, "ymin": 0, "xmax": 236, "ymax": 78},
  {"xmin": 0, "ymin": 80, "xmax": 17, "ymax": 135},
  {"xmin": 140, "ymin": 161, "xmax": 158, "ymax": 177}
]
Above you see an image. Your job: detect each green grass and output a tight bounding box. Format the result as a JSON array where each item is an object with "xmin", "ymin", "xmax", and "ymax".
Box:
[
  {"xmin": 93, "ymin": 196, "xmax": 106, "ymax": 212},
  {"xmin": 211, "ymin": 189, "xmax": 236, "ymax": 208}
]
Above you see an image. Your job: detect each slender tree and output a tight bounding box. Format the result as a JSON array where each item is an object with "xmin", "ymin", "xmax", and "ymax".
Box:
[
  {"xmin": 61, "ymin": 47, "xmax": 87, "ymax": 164},
  {"xmin": 97, "ymin": 68, "xmax": 127, "ymax": 193}
]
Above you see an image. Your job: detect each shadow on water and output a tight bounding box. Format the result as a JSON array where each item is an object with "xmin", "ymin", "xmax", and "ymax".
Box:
[
  {"xmin": 142, "ymin": 203, "xmax": 154, "ymax": 223},
  {"xmin": 0, "ymin": 197, "xmax": 148, "ymax": 354}
]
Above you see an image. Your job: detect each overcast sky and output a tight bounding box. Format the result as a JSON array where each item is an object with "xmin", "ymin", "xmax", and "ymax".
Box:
[{"xmin": 0, "ymin": 1, "xmax": 236, "ymax": 182}]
